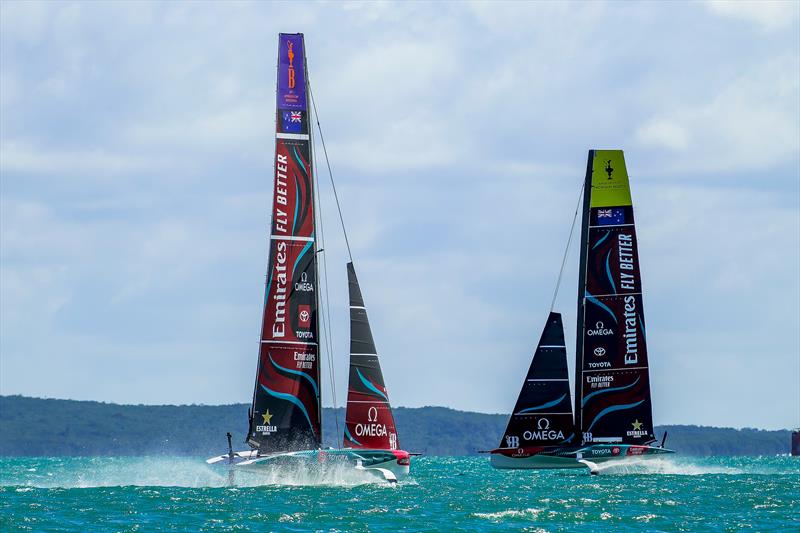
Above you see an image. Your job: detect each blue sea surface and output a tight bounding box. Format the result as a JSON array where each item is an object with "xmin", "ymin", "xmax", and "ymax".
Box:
[{"xmin": 1, "ymin": 456, "xmax": 797, "ymax": 531}]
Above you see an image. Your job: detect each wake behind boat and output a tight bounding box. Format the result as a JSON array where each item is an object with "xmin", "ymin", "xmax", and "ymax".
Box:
[
  {"xmin": 489, "ymin": 150, "xmax": 674, "ymax": 473},
  {"xmin": 207, "ymin": 33, "xmax": 411, "ymax": 483}
]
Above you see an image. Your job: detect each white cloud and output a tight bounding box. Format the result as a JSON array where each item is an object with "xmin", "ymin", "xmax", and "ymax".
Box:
[{"xmin": 706, "ymin": 0, "xmax": 800, "ymax": 31}]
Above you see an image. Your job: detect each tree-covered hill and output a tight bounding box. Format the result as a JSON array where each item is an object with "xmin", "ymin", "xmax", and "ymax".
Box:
[{"xmin": 0, "ymin": 396, "xmax": 792, "ymax": 457}]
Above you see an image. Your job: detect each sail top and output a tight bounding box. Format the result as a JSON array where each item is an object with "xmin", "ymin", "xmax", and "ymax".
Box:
[
  {"xmin": 343, "ymin": 262, "xmax": 400, "ymax": 450},
  {"xmin": 574, "ymin": 150, "xmax": 655, "ymax": 446}
]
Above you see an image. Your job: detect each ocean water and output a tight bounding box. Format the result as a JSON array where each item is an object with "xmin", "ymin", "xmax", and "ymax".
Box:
[{"xmin": 0, "ymin": 456, "xmax": 797, "ymax": 531}]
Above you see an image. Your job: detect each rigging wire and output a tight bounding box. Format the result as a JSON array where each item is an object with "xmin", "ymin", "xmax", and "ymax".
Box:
[
  {"xmin": 309, "ymin": 83, "xmax": 353, "ymax": 263},
  {"xmin": 308, "ymin": 77, "xmax": 341, "ymax": 447},
  {"xmin": 549, "ymin": 182, "xmax": 585, "ymax": 312}
]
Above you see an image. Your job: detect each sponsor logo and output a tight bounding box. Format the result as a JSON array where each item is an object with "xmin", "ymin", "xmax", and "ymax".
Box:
[
  {"xmin": 293, "ymin": 351, "xmax": 315, "ymax": 370},
  {"xmin": 294, "ymin": 271, "xmax": 314, "ymax": 292},
  {"xmin": 274, "ymin": 153, "xmax": 290, "ymax": 232},
  {"xmin": 605, "ymin": 159, "xmax": 614, "ymax": 179},
  {"xmin": 588, "ymin": 361, "xmax": 611, "ymax": 369},
  {"xmin": 271, "ymin": 240, "xmax": 289, "ymax": 338},
  {"xmin": 297, "ymin": 305, "xmax": 311, "ymax": 328},
  {"xmin": 618, "ymin": 233, "xmax": 636, "ymax": 289},
  {"xmin": 583, "ymin": 432, "xmax": 594, "ymax": 443},
  {"xmin": 523, "ymin": 418, "xmax": 565, "ymax": 441},
  {"xmin": 355, "ymin": 407, "xmax": 387, "ymax": 438},
  {"xmin": 626, "ymin": 419, "xmax": 648, "ymax": 438},
  {"xmin": 256, "ymin": 410, "xmax": 278, "ymax": 434},
  {"xmin": 593, "ymin": 347, "xmax": 606, "ymax": 357},
  {"xmin": 586, "ymin": 374, "xmax": 613, "ymax": 389},
  {"xmin": 597, "ymin": 207, "xmax": 625, "ymax": 225},
  {"xmin": 612, "ymin": 446, "xmax": 621, "ymax": 456},
  {"xmin": 623, "ymin": 295, "xmax": 639, "ymax": 364},
  {"xmin": 590, "ymin": 448, "xmax": 611, "ymax": 456},
  {"xmin": 389, "ymin": 433, "xmax": 398, "ymax": 450},
  {"xmin": 627, "ymin": 446, "xmax": 646, "ymax": 456},
  {"xmin": 505, "ymin": 435, "xmax": 520, "ymax": 448},
  {"xmin": 587, "ymin": 321, "xmax": 614, "ymax": 336}
]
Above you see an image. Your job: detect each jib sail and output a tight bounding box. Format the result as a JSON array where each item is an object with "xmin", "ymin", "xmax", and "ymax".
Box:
[
  {"xmin": 343, "ymin": 262, "xmax": 399, "ymax": 450},
  {"xmin": 574, "ymin": 150, "xmax": 655, "ymax": 446},
  {"xmin": 248, "ymin": 33, "xmax": 321, "ymax": 452},
  {"xmin": 499, "ymin": 312, "xmax": 576, "ymax": 449}
]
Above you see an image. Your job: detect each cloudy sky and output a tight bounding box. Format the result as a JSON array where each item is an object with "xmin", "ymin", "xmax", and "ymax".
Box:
[{"xmin": 1, "ymin": 1, "xmax": 798, "ymax": 430}]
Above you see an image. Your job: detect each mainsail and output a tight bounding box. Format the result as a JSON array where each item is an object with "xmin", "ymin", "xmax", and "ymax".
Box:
[
  {"xmin": 248, "ymin": 33, "xmax": 321, "ymax": 452},
  {"xmin": 343, "ymin": 262, "xmax": 399, "ymax": 450},
  {"xmin": 499, "ymin": 312, "xmax": 575, "ymax": 449},
  {"xmin": 574, "ymin": 150, "xmax": 655, "ymax": 445}
]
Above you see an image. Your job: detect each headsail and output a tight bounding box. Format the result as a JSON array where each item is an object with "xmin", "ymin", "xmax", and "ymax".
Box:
[
  {"xmin": 574, "ymin": 150, "xmax": 655, "ymax": 446},
  {"xmin": 343, "ymin": 262, "xmax": 399, "ymax": 450},
  {"xmin": 248, "ymin": 33, "xmax": 321, "ymax": 452},
  {"xmin": 499, "ymin": 312, "xmax": 575, "ymax": 449}
]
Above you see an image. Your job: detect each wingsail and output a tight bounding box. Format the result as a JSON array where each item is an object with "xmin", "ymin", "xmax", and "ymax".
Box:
[
  {"xmin": 574, "ymin": 150, "xmax": 655, "ymax": 446},
  {"xmin": 247, "ymin": 33, "xmax": 321, "ymax": 452}
]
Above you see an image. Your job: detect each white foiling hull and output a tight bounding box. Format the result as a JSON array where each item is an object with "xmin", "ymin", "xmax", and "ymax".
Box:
[
  {"xmin": 490, "ymin": 444, "xmax": 674, "ymax": 471},
  {"xmin": 207, "ymin": 448, "xmax": 411, "ymax": 483}
]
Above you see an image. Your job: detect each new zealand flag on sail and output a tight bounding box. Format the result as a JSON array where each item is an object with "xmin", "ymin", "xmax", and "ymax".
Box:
[
  {"xmin": 281, "ymin": 111, "xmax": 303, "ymax": 133},
  {"xmin": 596, "ymin": 207, "xmax": 625, "ymax": 225}
]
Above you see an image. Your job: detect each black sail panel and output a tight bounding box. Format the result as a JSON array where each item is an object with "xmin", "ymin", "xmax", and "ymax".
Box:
[
  {"xmin": 247, "ymin": 33, "xmax": 322, "ymax": 453},
  {"xmin": 499, "ymin": 312, "xmax": 576, "ymax": 449},
  {"xmin": 574, "ymin": 150, "xmax": 655, "ymax": 446},
  {"xmin": 343, "ymin": 262, "xmax": 400, "ymax": 450}
]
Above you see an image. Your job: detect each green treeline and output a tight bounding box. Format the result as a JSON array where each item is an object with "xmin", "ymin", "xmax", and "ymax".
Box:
[{"xmin": 0, "ymin": 396, "xmax": 791, "ymax": 457}]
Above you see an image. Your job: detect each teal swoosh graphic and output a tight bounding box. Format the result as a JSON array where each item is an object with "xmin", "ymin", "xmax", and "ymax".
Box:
[
  {"xmin": 292, "ymin": 173, "xmax": 300, "ymax": 234},
  {"xmin": 605, "ymin": 250, "xmax": 616, "ymax": 294},
  {"xmin": 586, "ymin": 400, "xmax": 645, "ymax": 432},
  {"xmin": 344, "ymin": 425, "xmax": 361, "ymax": 446},
  {"xmin": 585, "ymin": 291, "xmax": 617, "ymax": 324},
  {"xmin": 582, "ymin": 376, "xmax": 640, "ymax": 407},
  {"xmin": 269, "ymin": 355, "xmax": 319, "ymax": 397},
  {"xmin": 292, "ymin": 239, "xmax": 314, "ymax": 279},
  {"xmin": 592, "ymin": 230, "xmax": 611, "ymax": 250},
  {"xmin": 517, "ymin": 393, "xmax": 568, "ymax": 414},
  {"xmin": 260, "ymin": 384, "xmax": 314, "ymax": 431},
  {"xmin": 357, "ymin": 368, "xmax": 388, "ymax": 401}
]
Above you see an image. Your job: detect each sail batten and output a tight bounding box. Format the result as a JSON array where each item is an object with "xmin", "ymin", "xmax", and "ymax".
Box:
[
  {"xmin": 574, "ymin": 150, "xmax": 655, "ymax": 446},
  {"xmin": 247, "ymin": 33, "xmax": 322, "ymax": 453}
]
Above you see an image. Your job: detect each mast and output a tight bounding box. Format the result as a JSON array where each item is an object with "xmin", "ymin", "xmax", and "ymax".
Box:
[
  {"xmin": 499, "ymin": 312, "xmax": 575, "ymax": 449},
  {"xmin": 247, "ymin": 33, "xmax": 322, "ymax": 452},
  {"xmin": 574, "ymin": 150, "xmax": 656, "ymax": 446},
  {"xmin": 342, "ymin": 262, "xmax": 399, "ymax": 450}
]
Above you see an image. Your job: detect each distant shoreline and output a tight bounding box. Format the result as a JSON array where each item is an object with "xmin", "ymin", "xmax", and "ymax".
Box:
[{"xmin": 0, "ymin": 395, "xmax": 792, "ymax": 457}]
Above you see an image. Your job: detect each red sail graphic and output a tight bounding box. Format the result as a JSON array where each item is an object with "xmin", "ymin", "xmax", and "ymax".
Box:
[
  {"xmin": 343, "ymin": 263, "xmax": 399, "ymax": 450},
  {"xmin": 247, "ymin": 33, "xmax": 321, "ymax": 453}
]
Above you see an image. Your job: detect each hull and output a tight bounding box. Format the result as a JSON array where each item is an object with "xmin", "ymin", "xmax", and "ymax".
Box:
[
  {"xmin": 207, "ymin": 448, "xmax": 410, "ymax": 482},
  {"xmin": 490, "ymin": 444, "xmax": 674, "ymax": 470}
]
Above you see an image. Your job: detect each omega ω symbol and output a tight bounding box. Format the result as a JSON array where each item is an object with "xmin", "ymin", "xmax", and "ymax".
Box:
[
  {"xmin": 537, "ymin": 418, "xmax": 550, "ymax": 430},
  {"xmin": 367, "ymin": 406, "xmax": 378, "ymax": 422}
]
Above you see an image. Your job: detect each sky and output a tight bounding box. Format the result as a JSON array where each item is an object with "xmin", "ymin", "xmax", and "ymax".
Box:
[{"xmin": 1, "ymin": 1, "xmax": 798, "ymax": 430}]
